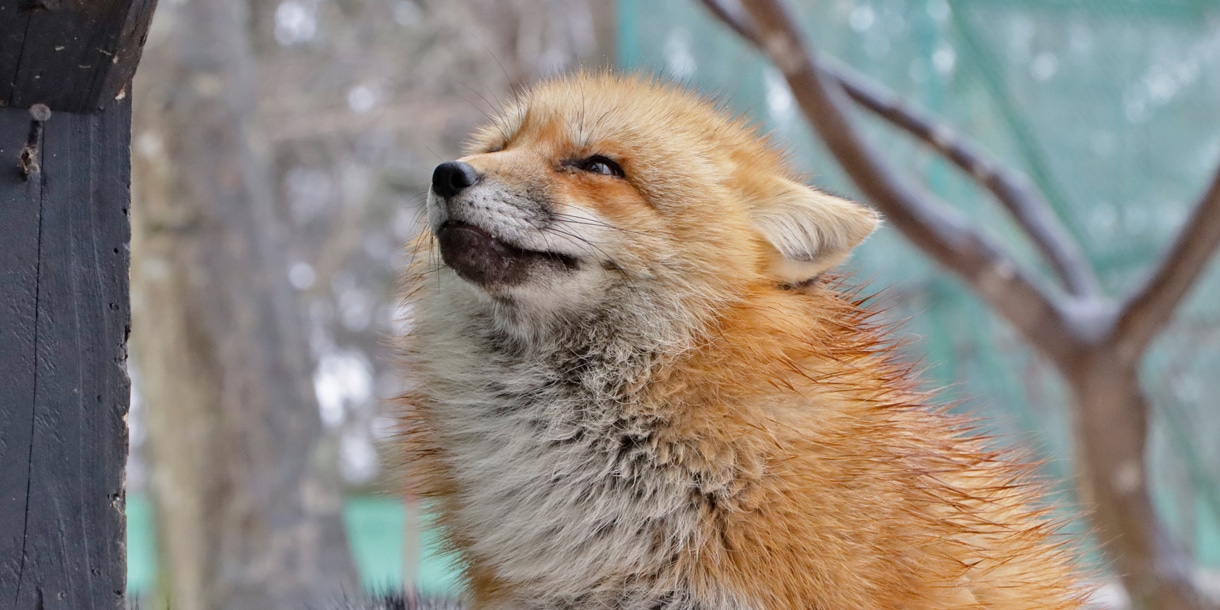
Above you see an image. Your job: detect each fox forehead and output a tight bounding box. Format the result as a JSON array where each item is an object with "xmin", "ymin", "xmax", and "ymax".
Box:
[{"xmin": 468, "ymin": 73, "xmax": 796, "ymax": 177}]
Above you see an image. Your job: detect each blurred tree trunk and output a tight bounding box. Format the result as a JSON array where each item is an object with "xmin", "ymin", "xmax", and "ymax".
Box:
[
  {"xmin": 1064, "ymin": 350, "xmax": 1210, "ymax": 609},
  {"xmin": 130, "ymin": 0, "xmax": 357, "ymax": 608}
]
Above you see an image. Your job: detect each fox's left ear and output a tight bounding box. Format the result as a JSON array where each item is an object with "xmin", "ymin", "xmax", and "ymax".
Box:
[{"xmin": 749, "ymin": 177, "xmax": 880, "ymax": 284}]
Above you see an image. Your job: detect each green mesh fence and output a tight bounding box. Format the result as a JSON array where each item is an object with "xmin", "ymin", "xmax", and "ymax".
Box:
[{"xmin": 619, "ymin": 0, "xmax": 1220, "ymax": 569}]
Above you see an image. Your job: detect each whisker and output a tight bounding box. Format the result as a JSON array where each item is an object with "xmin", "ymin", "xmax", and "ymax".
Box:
[
  {"xmin": 543, "ymin": 226, "xmax": 609, "ymax": 259},
  {"xmin": 454, "ymin": 78, "xmax": 502, "ymax": 121},
  {"xmin": 548, "ymin": 212, "xmax": 655, "ymax": 237},
  {"xmin": 542, "ymin": 227, "xmax": 643, "ymax": 296}
]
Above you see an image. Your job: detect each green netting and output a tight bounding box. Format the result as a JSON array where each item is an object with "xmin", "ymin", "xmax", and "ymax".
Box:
[
  {"xmin": 619, "ymin": 0, "xmax": 1220, "ymax": 568},
  {"xmin": 126, "ymin": 495, "xmax": 464, "ymax": 596}
]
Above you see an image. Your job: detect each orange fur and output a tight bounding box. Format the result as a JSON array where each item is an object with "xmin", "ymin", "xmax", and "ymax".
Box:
[{"xmin": 395, "ymin": 73, "xmax": 1087, "ymax": 609}]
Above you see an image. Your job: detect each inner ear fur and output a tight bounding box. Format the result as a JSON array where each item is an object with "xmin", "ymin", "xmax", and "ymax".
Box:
[{"xmin": 748, "ymin": 176, "xmax": 880, "ymax": 284}]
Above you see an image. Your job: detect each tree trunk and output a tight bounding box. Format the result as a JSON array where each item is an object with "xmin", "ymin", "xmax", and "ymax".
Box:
[
  {"xmin": 130, "ymin": 0, "xmax": 357, "ymax": 608},
  {"xmin": 1065, "ymin": 348, "xmax": 1210, "ymax": 610}
]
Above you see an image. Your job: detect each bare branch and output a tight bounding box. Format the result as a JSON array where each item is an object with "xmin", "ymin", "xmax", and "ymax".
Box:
[
  {"xmin": 699, "ymin": 0, "xmax": 760, "ymax": 47},
  {"xmin": 1116, "ymin": 164, "xmax": 1220, "ymax": 356},
  {"xmin": 697, "ymin": 0, "xmax": 1100, "ymax": 298},
  {"xmin": 819, "ymin": 60, "xmax": 1100, "ymax": 298},
  {"xmin": 703, "ymin": 0, "xmax": 1080, "ymax": 360}
]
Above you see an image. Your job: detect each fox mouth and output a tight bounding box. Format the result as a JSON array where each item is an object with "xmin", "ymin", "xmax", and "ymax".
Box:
[{"xmin": 436, "ymin": 220, "xmax": 578, "ymax": 288}]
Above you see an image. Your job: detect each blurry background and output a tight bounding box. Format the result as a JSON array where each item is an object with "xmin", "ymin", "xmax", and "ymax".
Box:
[{"xmin": 124, "ymin": 0, "xmax": 1220, "ymax": 607}]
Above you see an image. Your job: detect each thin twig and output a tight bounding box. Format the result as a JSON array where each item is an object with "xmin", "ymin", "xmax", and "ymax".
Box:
[
  {"xmin": 700, "ymin": 0, "xmax": 759, "ymax": 46},
  {"xmin": 702, "ymin": 0, "xmax": 1079, "ymax": 360},
  {"xmin": 1115, "ymin": 165, "xmax": 1220, "ymax": 357},
  {"xmin": 698, "ymin": 0, "xmax": 1099, "ymax": 298}
]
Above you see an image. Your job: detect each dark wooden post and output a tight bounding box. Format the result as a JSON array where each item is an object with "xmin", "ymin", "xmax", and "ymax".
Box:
[{"xmin": 0, "ymin": 1, "xmax": 156, "ymax": 608}]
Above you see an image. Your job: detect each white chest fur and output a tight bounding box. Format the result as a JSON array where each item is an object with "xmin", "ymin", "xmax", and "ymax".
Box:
[{"xmin": 410, "ymin": 288, "xmax": 750, "ymax": 610}]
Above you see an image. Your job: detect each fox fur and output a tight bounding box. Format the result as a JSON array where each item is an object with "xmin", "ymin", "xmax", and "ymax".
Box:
[{"xmin": 395, "ymin": 73, "xmax": 1086, "ymax": 609}]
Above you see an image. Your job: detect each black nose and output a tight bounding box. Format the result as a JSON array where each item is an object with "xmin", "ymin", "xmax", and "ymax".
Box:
[{"xmin": 432, "ymin": 161, "xmax": 480, "ymax": 199}]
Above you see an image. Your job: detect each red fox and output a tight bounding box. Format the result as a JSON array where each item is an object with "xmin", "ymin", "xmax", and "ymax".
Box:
[{"xmin": 396, "ymin": 73, "xmax": 1086, "ymax": 609}]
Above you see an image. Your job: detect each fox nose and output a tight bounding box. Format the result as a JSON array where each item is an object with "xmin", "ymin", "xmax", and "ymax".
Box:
[{"xmin": 432, "ymin": 161, "xmax": 481, "ymax": 199}]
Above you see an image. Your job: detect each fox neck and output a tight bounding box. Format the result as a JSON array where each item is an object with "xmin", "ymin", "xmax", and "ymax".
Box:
[
  {"xmin": 479, "ymin": 279, "xmax": 716, "ymax": 364},
  {"xmin": 414, "ymin": 283, "xmax": 730, "ymax": 602}
]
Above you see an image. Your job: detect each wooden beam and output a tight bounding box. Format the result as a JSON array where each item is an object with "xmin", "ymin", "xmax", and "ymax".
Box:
[
  {"xmin": 0, "ymin": 0, "xmax": 158, "ymax": 113},
  {"xmin": 0, "ymin": 100, "xmax": 133, "ymax": 609}
]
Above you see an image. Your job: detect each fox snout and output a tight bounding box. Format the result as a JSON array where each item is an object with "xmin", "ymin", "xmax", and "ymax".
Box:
[{"xmin": 428, "ymin": 159, "xmax": 578, "ymax": 291}]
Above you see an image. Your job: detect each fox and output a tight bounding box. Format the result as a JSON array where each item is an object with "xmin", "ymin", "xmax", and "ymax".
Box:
[{"xmin": 395, "ymin": 73, "xmax": 1087, "ymax": 609}]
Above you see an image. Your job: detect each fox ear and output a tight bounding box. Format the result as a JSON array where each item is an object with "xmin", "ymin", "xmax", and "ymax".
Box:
[{"xmin": 749, "ymin": 177, "xmax": 880, "ymax": 283}]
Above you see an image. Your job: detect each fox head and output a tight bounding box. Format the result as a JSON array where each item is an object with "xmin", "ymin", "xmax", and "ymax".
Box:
[{"xmin": 423, "ymin": 73, "xmax": 878, "ymax": 335}]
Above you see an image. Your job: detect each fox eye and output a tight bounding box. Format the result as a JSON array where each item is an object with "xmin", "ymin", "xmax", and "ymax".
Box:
[{"xmin": 576, "ymin": 155, "xmax": 624, "ymax": 178}]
